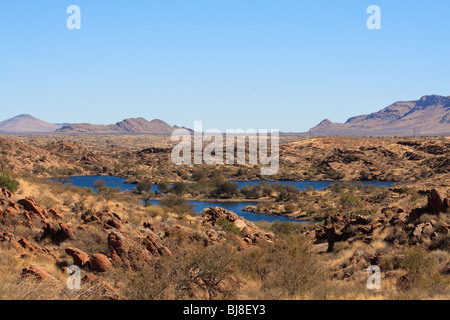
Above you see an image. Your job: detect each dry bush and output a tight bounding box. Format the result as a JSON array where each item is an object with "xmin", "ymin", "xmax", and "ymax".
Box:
[
  {"xmin": 238, "ymin": 234, "xmax": 325, "ymax": 299},
  {"xmin": 117, "ymin": 244, "xmax": 238, "ymax": 300},
  {"xmin": 145, "ymin": 205, "xmax": 165, "ymax": 217},
  {"xmin": 70, "ymin": 227, "xmax": 110, "ymax": 256}
]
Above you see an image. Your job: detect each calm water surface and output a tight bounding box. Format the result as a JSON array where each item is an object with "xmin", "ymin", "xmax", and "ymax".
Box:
[{"xmin": 59, "ymin": 175, "xmax": 397, "ymax": 223}]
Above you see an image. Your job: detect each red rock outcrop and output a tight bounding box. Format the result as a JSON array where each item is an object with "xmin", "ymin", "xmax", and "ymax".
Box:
[
  {"xmin": 143, "ymin": 221, "xmax": 157, "ymax": 231},
  {"xmin": 142, "ymin": 234, "xmax": 172, "ymax": 256},
  {"xmin": 315, "ymin": 214, "xmax": 383, "ymax": 252},
  {"xmin": 108, "ymin": 232, "xmax": 128, "ymax": 257},
  {"xmin": 17, "ymin": 198, "xmax": 47, "ymax": 220},
  {"xmin": 427, "ymin": 189, "xmax": 449, "ymax": 214},
  {"xmin": 82, "ymin": 210, "xmax": 127, "ymax": 230},
  {"xmin": 1, "ymin": 187, "xmax": 12, "ymax": 199},
  {"xmin": 201, "ymin": 207, "xmax": 238, "ymax": 226},
  {"xmin": 65, "ymin": 247, "xmax": 90, "ymax": 268},
  {"xmin": 90, "ymin": 253, "xmax": 113, "ymax": 272},
  {"xmin": 200, "ymin": 207, "xmax": 275, "ymax": 246},
  {"xmin": 22, "ymin": 265, "xmax": 55, "ymax": 281},
  {"xmin": 42, "ymin": 222, "xmax": 76, "ymax": 243}
]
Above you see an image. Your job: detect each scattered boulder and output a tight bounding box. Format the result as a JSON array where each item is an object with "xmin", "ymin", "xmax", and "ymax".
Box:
[
  {"xmin": 200, "ymin": 207, "xmax": 274, "ymax": 246},
  {"xmin": 143, "ymin": 221, "xmax": 157, "ymax": 231},
  {"xmin": 65, "ymin": 247, "xmax": 90, "ymax": 268},
  {"xmin": 315, "ymin": 214, "xmax": 384, "ymax": 252},
  {"xmin": 90, "ymin": 253, "xmax": 113, "ymax": 272},
  {"xmin": 108, "ymin": 232, "xmax": 128, "ymax": 257},
  {"xmin": 22, "ymin": 265, "xmax": 55, "ymax": 281},
  {"xmin": 82, "ymin": 210, "xmax": 127, "ymax": 229},
  {"xmin": 42, "ymin": 222, "xmax": 76, "ymax": 244},
  {"xmin": 18, "ymin": 198, "xmax": 47, "ymax": 220},
  {"xmin": 18, "ymin": 237, "xmax": 43, "ymax": 253},
  {"xmin": 357, "ymin": 225, "xmax": 372, "ymax": 235},
  {"xmin": 48, "ymin": 208, "xmax": 63, "ymax": 220},
  {"xmin": 407, "ymin": 189, "xmax": 449, "ymax": 223},
  {"xmin": 388, "ymin": 210, "xmax": 408, "ymax": 226},
  {"xmin": 427, "ymin": 189, "xmax": 449, "ymax": 214},
  {"xmin": 201, "ymin": 207, "xmax": 238, "ymax": 226},
  {"xmin": 105, "ymin": 219, "xmax": 122, "ymax": 230},
  {"xmin": 1, "ymin": 187, "xmax": 12, "ymax": 199},
  {"xmin": 0, "ymin": 232, "xmax": 25, "ymax": 254},
  {"xmin": 142, "ymin": 234, "xmax": 172, "ymax": 256},
  {"xmin": 8, "ymin": 201, "xmax": 19, "ymax": 211}
]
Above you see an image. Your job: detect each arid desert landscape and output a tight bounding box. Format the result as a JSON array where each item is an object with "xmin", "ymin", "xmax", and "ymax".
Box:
[
  {"xmin": 1, "ymin": 1, "xmax": 449, "ymax": 304},
  {"xmin": 0, "ymin": 125, "xmax": 448, "ymax": 300}
]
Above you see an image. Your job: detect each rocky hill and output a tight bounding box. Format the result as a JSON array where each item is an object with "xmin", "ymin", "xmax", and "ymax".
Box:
[
  {"xmin": 0, "ymin": 114, "xmax": 63, "ymax": 133},
  {"xmin": 310, "ymin": 95, "xmax": 450, "ymax": 137},
  {"xmin": 0, "ymin": 115, "xmax": 181, "ymax": 135},
  {"xmin": 0, "ymin": 184, "xmax": 275, "ymax": 300},
  {"xmin": 56, "ymin": 118, "xmax": 177, "ymax": 134},
  {"xmin": 0, "ymin": 135, "xmax": 449, "ymax": 300}
]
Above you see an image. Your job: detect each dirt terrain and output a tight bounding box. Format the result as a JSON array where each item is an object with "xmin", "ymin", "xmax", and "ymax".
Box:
[
  {"xmin": 0, "ymin": 134, "xmax": 448, "ymax": 300},
  {"xmin": 2, "ymin": 135, "xmax": 449, "ymax": 184}
]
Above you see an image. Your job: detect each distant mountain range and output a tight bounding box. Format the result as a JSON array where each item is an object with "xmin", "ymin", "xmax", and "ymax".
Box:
[
  {"xmin": 0, "ymin": 115, "xmax": 179, "ymax": 134},
  {"xmin": 0, "ymin": 114, "xmax": 63, "ymax": 133},
  {"xmin": 1, "ymin": 95, "xmax": 449, "ymax": 136},
  {"xmin": 309, "ymin": 95, "xmax": 450, "ymax": 137},
  {"xmin": 56, "ymin": 118, "xmax": 177, "ymax": 134}
]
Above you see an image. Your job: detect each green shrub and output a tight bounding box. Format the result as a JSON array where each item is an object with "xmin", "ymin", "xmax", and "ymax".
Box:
[
  {"xmin": 0, "ymin": 173, "xmax": 19, "ymax": 193},
  {"xmin": 284, "ymin": 203, "xmax": 297, "ymax": 213},
  {"xmin": 210, "ymin": 181, "xmax": 240, "ymax": 199},
  {"xmin": 157, "ymin": 180, "xmax": 171, "ymax": 193},
  {"xmin": 325, "ymin": 169, "xmax": 345, "ymax": 180},
  {"xmin": 216, "ymin": 217, "xmax": 243, "ymax": 236},
  {"xmin": 270, "ymin": 221, "xmax": 304, "ymax": 236},
  {"xmin": 340, "ymin": 194, "xmax": 360, "ymax": 209},
  {"xmin": 171, "ymin": 182, "xmax": 187, "ymax": 195},
  {"xmin": 136, "ymin": 182, "xmax": 153, "ymax": 194},
  {"xmin": 145, "ymin": 205, "xmax": 166, "ymax": 218},
  {"xmin": 160, "ymin": 194, "xmax": 193, "ymax": 218},
  {"xmin": 398, "ymin": 247, "xmax": 435, "ymax": 290}
]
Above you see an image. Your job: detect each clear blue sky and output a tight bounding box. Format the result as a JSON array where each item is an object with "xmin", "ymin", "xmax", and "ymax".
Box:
[{"xmin": 1, "ymin": 0, "xmax": 449, "ymax": 132}]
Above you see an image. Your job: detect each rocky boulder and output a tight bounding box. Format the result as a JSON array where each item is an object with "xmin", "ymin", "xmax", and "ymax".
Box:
[
  {"xmin": 90, "ymin": 253, "xmax": 113, "ymax": 272},
  {"xmin": 65, "ymin": 247, "xmax": 90, "ymax": 268},
  {"xmin": 200, "ymin": 207, "xmax": 275, "ymax": 246},
  {"xmin": 42, "ymin": 222, "xmax": 76, "ymax": 244},
  {"xmin": 201, "ymin": 207, "xmax": 239, "ymax": 226},
  {"xmin": 108, "ymin": 232, "xmax": 129, "ymax": 258},
  {"xmin": 18, "ymin": 197, "xmax": 47, "ymax": 220},
  {"xmin": 315, "ymin": 214, "xmax": 382, "ymax": 252},
  {"xmin": 408, "ymin": 189, "xmax": 449, "ymax": 222},
  {"xmin": 142, "ymin": 234, "xmax": 172, "ymax": 256},
  {"xmin": 427, "ymin": 189, "xmax": 449, "ymax": 214},
  {"xmin": 0, "ymin": 187, "xmax": 12, "ymax": 199},
  {"xmin": 22, "ymin": 265, "xmax": 55, "ymax": 281}
]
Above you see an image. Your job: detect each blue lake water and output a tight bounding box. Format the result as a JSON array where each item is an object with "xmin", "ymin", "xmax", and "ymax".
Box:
[
  {"xmin": 62, "ymin": 175, "xmax": 397, "ymax": 193},
  {"xmin": 149, "ymin": 200, "xmax": 304, "ymax": 223},
  {"xmin": 57, "ymin": 175, "xmax": 397, "ymax": 223},
  {"xmin": 60, "ymin": 176, "xmax": 158, "ymax": 193}
]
